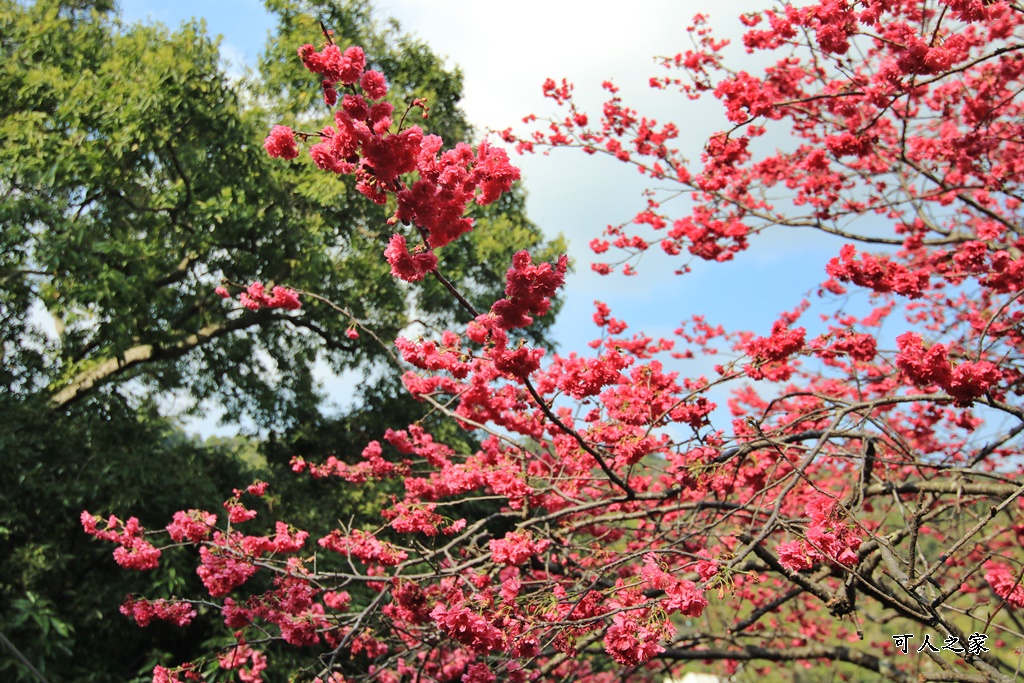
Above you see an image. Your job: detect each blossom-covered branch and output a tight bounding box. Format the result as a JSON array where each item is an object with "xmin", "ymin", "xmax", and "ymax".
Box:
[{"xmin": 83, "ymin": 4, "xmax": 1024, "ymax": 682}]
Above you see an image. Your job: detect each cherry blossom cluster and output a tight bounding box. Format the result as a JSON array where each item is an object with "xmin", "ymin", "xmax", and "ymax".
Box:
[
  {"xmin": 983, "ymin": 561, "xmax": 1024, "ymax": 609},
  {"xmin": 81, "ymin": 511, "xmax": 161, "ymax": 570},
  {"xmin": 775, "ymin": 495, "xmax": 862, "ymax": 570},
  {"xmin": 262, "ymin": 42, "xmax": 522, "ymax": 286},
  {"xmin": 488, "ymin": 531, "xmax": 550, "ymax": 566},
  {"xmin": 430, "ymin": 596, "xmax": 505, "ymax": 655},
  {"xmin": 120, "ymin": 596, "xmax": 197, "ymax": 628},
  {"xmin": 490, "ymin": 251, "xmax": 569, "ymax": 330},
  {"xmin": 895, "ymin": 331, "xmax": 1003, "ymax": 406},
  {"xmin": 218, "ymin": 643, "xmax": 268, "ymax": 683},
  {"xmin": 216, "ymin": 282, "xmax": 301, "ymax": 311}
]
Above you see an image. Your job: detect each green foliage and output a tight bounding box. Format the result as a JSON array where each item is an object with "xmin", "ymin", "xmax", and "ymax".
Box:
[{"xmin": 0, "ymin": 393, "xmax": 256, "ymax": 682}]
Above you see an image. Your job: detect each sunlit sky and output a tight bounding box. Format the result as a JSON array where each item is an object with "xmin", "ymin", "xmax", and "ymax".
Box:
[{"xmin": 118, "ymin": 1, "xmax": 845, "ymax": 432}]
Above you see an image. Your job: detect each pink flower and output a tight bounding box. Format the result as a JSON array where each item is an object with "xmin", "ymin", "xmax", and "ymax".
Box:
[
  {"xmin": 744, "ymin": 319, "xmax": 806, "ymax": 380},
  {"xmin": 382, "ymin": 501, "xmax": 447, "ymax": 536},
  {"xmin": 222, "ymin": 598, "xmax": 252, "ymax": 628},
  {"xmin": 318, "ymin": 529, "xmax": 408, "ymax": 565},
  {"xmin": 895, "ymin": 332, "xmax": 952, "ymax": 388},
  {"xmin": 112, "ymin": 540, "xmax": 161, "ymax": 570},
  {"xmin": 225, "ymin": 504, "xmax": 257, "ymax": 524},
  {"xmin": 265, "ymin": 521, "xmax": 309, "ymax": 553},
  {"xmin": 339, "ymin": 45, "xmax": 366, "ymax": 84},
  {"xmin": 777, "ymin": 539, "xmax": 814, "ymax": 571},
  {"xmin": 640, "ymin": 553, "xmax": 672, "ymax": 589},
  {"xmin": 491, "ymin": 343, "xmax": 545, "ymax": 378},
  {"xmin": 462, "ymin": 663, "xmax": 496, "ymax": 683},
  {"xmin": 322, "ymin": 80, "xmax": 338, "ymax": 107},
  {"xmin": 166, "ymin": 509, "xmax": 216, "ymax": 543},
  {"xmin": 603, "ymin": 613, "xmax": 665, "ymax": 666},
  {"xmin": 490, "ymin": 251, "xmax": 569, "ymax": 330},
  {"xmin": 430, "ymin": 600, "xmax": 504, "ymax": 654},
  {"xmin": 197, "ymin": 542, "xmax": 257, "ymax": 597},
  {"xmin": 297, "ymin": 44, "xmax": 324, "ymax": 74},
  {"xmin": 360, "ymin": 70, "xmax": 388, "ymax": 99},
  {"xmin": 82, "ymin": 512, "xmax": 161, "ymax": 570},
  {"xmin": 556, "ymin": 348, "xmax": 633, "ymax": 399},
  {"xmin": 695, "ymin": 557, "xmax": 720, "ymax": 581},
  {"xmin": 263, "ymin": 125, "xmax": 299, "ymax": 160},
  {"xmin": 235, "ymin": 282, "xmax": 301, "ymax": 311},
  {"xmin": 152, "ymin": 665, "xmax": 187, "ymax": 683},
  {"xmin": 384, "ymin": 233, "xmax": 437, "ymax": 282},
  {"xmin": 896, "ymin": 332, "xmax": 1002, "ymax": 405},
  {"xmin": 806, "ymin": 494, "xmax": 837, "ymax": 524},
  {"xmin": 664, "ymin": 579, "xmax": 708, "ymax": 617},
  {"xmin": 121, "ymin": 596, "xmax": 196, "ymax": 627},
  {"xmin": 309, "ymin": 140, "xmax": 343, "ymax": 171},
  {"xmin": 218, "ymin": 644, "xmax": 268, "ymax": 683},
  {"xmin": 984, "ymin": 561, "xmax": 1024, "ymax": 608},
  {"xmin": 323, "ymin": 590, "xmax": 351, "ymax": 610},
  {"xmin": 267, "ymin": 286, "xmax": 301, "ymax": 310},
  {"xmin": 946, "ymin": 360, "xmax": 1002, "ymax": 405},
  {"xmin": 246, "ymin": 481, "xmax": 268, "ymax": 497},
  {"xmin": 489, "ymin": 531, "xmax": 550, "ymax": 566}
]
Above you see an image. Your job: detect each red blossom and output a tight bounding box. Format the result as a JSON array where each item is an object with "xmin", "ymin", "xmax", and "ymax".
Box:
[
  {"xmin": 263, "ymin": 125, "xmax": 299, "ymax": 160},
  {"xmin": 360, "ymin": 69, "xmax": 388, "ymax": 100},
  {"xmin": 984, "ymin": 561, "xmax": 1024, "ymax": 608},
  {"xmin": 602, "ymin": 611, "xmax": 667, "ymax": 666},
  {"xmin": 489, "ymin": 531, "xmax": 550, "ymax": 566},
  {"xmin": 384, "ymin": 233, "xmax": 437, "ymax": 282},
  {"xmin": 219, "ymin": 643, "xmax": 268, "ymax": 683},
  {"xmin": 166, "ymin": 509, "xmax": 216, "ymax": 544},
  {"xmin": 896, "ymin": 332, "xmax": 1002, "ymax": 405},
  {"xmin": 490, "ymin": 251, "xmax": 568, "ymax": 330},
  {"xmin": 234, "ymin": 282, "xmax": 301, "ymax": 311},
  {"xmin": 121, "ymin": 596, "xmax": 196, "ymax": 628},
  {"xmin": 152, "ymin": 665, "xmax": 193, "ymax": 683},
  {"xmin": 196, "ymin": 536, "xmax": 257, "ymax": 597},
  {"xmin": 81, "ymin": 512, "xmax": 162, "ymax": 570},
  {"xmin": 318, "ymin": 529, "xmax": 408, "ymax": 565},
  {"xmin": 777, "ymin": 539, "xmax": 814, "ymax": 572},
  {"xmin": 430, "ymin": 599, "xmax": 504, "ymax": 654}
]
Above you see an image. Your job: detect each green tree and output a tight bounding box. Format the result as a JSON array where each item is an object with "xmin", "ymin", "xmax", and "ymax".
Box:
[
  {"xmin": 0, "ymin": 392, "xmax": 259, "ymax": 682},
  {"xmin": 0, "ymin": 0, "xmax": 563, "ymax": 427},
  {"xmin": 0, "ymin": 0, "xmax": 563, "ymax": 680}
]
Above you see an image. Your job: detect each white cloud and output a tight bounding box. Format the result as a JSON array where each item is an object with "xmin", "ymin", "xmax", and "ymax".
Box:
[{"xmin": 218, "ymin": 40, "xmax": 250, "ymax": 82}]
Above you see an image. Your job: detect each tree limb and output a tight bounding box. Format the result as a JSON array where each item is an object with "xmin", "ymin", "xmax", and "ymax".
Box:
[{"xmin": 48, "ymin": 309, "xmax": 275, "ymax": 409}]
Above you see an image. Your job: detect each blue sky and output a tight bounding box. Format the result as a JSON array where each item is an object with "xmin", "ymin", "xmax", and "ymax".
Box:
[{"xmin": 118, "ymin": 1, "xmax": 846, "ymax": 431}]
